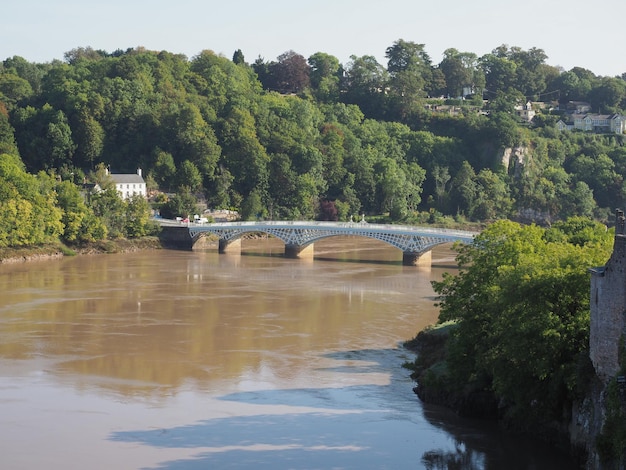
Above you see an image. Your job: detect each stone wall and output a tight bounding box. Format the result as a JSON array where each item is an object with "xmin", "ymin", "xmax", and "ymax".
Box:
[
  {"xmin": 589, "ymin": 210, "xmax": 626, "ymax": 381},
  {"xmin": 582, "ymin": 210, "xmax": 626, "ymax": 468}
]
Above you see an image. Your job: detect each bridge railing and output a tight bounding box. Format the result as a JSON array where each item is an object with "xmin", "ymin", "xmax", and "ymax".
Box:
[{"xmin": 160, "ymin": 219, "xmax": 477, "ymax": 239}]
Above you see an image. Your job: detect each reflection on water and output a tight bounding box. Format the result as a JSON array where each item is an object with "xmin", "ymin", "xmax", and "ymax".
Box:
[
  {"xmin": 109, "ymin": 348, "xmax": 431, "ymax": 469},
  {"xmin": 0, "ymin": 239, "xmax": 576, "ymax": 469}
]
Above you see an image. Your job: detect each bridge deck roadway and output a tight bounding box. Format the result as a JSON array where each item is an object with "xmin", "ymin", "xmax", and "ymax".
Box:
[{"xmin": 158, "ymin": 219, "xmax": 476, "ymax": 267}]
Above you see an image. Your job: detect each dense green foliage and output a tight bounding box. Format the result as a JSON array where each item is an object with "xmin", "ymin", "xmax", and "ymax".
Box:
[
  {"xmin": 2, "ymin": 43, "xmax": 625, "ymax": 457},
  {"xmin": 0, "ymin": 154, "xmax": 63, "ymax": 246},
  {"xmin": 0, "ymin": 152, "xmax": 154, "ymax": 246},
  {"xmin": 430, "ymin": 219, "xmax": 613, "ymax": 428},
  {"xmin": 1, "ymin": 43, "xmax": 625, "ymax": 228}
]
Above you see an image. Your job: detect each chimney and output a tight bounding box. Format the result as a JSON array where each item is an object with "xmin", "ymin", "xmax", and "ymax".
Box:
[{"xmin": 137, "ymin": 168, "xmax": 142, "ymax": 177}]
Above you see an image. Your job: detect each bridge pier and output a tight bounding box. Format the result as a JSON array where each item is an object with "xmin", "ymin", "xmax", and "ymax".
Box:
[
  {"xmin": 159, "ymin": 226, "xmax": 194, "ymax": 250},
  {"xmin": 219, "ymin": 238, "xmax": 242, "ymax": 254},
  {"xmin": 285, "ymin": 243, "xmax": 314, "ymax": 259},
  {"xmin": 403, "ymin": 250, "xmax": 432, "ymax": 267}
]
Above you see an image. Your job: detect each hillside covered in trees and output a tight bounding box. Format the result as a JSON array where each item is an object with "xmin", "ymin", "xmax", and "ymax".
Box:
[
  {"xmin": 1, "ymin": 40, "xmax": 626, "ymax": 245},
  {"xmin": 3, "ymin": 41, "xmax": 626, "ymax": 464}
]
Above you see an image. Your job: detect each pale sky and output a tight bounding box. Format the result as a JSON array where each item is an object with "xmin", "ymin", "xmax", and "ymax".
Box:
[{"xmin": 3, "ymin": 0, "xmax": 625, "ymax": 77}]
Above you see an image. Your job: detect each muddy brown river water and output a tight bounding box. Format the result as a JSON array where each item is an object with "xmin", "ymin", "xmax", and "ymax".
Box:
[{"xmin": 0, "ymin": 237, "xmax": 577, "ymax": 469}]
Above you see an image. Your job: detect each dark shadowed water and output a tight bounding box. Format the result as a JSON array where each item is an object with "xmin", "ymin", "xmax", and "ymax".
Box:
[{"xmin": 0, "ymin": 238, "xmax": 577, "ymax": 469}]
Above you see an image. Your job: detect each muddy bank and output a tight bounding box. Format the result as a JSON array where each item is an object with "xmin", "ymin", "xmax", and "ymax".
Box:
[{"xmin": 0, "ymin": 237, "xmax": 164, "ymax": 264}]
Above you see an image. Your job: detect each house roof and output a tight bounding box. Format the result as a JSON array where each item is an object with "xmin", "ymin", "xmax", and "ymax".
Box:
[
  {"xmin": 576, "ymin": 113, "xmax": 621, "ymax": 120},
  {"xmin": 110, "ymin": 174, "xmax": 145, "ymax": 184},
  {"xmin": 563, "ymin": 112, "xmax": 623, "ymax": 123}
]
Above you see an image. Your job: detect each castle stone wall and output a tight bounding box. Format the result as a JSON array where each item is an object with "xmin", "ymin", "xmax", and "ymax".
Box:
[{"xmin": 589, "ymin": 211, "xmax": 626, "ymax": 380}]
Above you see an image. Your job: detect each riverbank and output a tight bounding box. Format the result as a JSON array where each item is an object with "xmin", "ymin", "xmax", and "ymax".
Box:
[
  {"xmin": 404, "ymin": 323, "xmax": 587, "ymax": 467},
  {"xmin": 0, "ymin": 237, "xmax": 164, "ymax": 264},
  {"xmin": 404, "ymin": 322, "xmax": 499, "ymax": 419}
]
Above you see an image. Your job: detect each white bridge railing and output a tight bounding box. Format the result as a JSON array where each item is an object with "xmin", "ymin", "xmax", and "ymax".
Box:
[{"xmin": 171, "ymin": 220, "xmax": 476, "ymax": 254}]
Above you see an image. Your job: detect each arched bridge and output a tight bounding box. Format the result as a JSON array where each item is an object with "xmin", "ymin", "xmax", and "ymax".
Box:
[{"xmin": 160, "ymin": 220, "xmax": 476, "ymax": 266}]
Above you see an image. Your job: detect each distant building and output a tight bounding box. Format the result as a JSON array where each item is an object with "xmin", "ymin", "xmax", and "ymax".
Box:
[
  {"xmin": 108, "ymin": 169, "xmax": 147, "ymax": 200},
  {"xmin": 565, "ymin": 101, "xmax": 592, "ymax": 114},
  {"xmin": 556, "ymin": 113, "xmax": 625, "ymax": 134},
  {"xmin": 515, "ymin": 101, "xmax": 536, "ymax": 122}
]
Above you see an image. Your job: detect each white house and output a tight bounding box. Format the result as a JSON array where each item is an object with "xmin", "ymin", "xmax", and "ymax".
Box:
[
  {"xmin": 515, "ymin": 101, "xmax": 536, "ymax": 122},
  {"xmin": 575, "ymin": 113, "xmax": 626, "ymax": 134},
  {"xmin": 556, "ymin": 113, "xmax": 626, "ymax": 134},
  {"xmin": 109, "ymin": 169, "xmax": 147, "ymax": 200}
]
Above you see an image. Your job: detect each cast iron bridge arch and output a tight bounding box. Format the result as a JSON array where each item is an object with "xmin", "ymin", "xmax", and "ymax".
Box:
[{"xmin": 181, "ymin": 220, "xmax": 476, "ymax": 266}]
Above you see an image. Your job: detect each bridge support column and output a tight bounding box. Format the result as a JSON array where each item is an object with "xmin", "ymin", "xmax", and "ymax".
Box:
[
  {"xmin": 219, "ymin": 238, "xmax": 242, "ymax": 254},
  {"xmin": 285, "ymin": 243, "xmax": 314, "ymax": 259},
  {"xmin": 403, "ymin": 250, "xmax": 431, "ymax": 267}
]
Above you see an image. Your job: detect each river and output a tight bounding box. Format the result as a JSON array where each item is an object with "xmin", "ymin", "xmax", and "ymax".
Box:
[{"xmin": 0, "ymin": 237, "xmax": 577, "ymax": 469}]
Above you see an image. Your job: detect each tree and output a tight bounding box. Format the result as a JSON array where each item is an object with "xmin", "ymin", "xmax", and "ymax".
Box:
[
  {"xmin": 480, "ymin": 52, "xmax": 517, "ymax": 97},
  {"xmin": 405, "ymin": 161, "xmax": 426, "ymax": 212},
  {"xmin": 470, "ymin": 169, "xmax": 512, "ymax": 220},
  {"xmin": 294, "ymin": 172, "xmax": 319, "ymax": 219},
  {"xmin": 449, "ymin": 161, "xmax": 477, "ymax": 215},
  {"xmin": 375, "ymin": 157, "xmax": 403, "ymax": 215},
  {"xmin": 240, "ymin": 188, "xmax": 265, "ymax": 220},
  {"xmin": 55, "ymin": 179, "xmax": 107, "ymax": 243},
  {"xmin": 317, "ymin": 199, "xmax": 339, "ymax": 221},
  {"xmin": 0, "ymin": 103, "xmax": 17, "ymax": 155},
  {"xmin": 0, "ymin": 72, "xmax": 33, "ymax": 110},
  {"xmin": 588, "ymin": 77, "xmax": 626, "ymax": 113},
  {"xmin": 385, "ymin": 39, "xmax": 431, "ymax": 119},
  {"xmin": 308, "ymin": 52, "xmax": 341, "ymax": 102},
  {"xmin": 151, "ymin": 149, "xmax": 176, "ymax": 191},
  {"xmin": 64, "ymin": 46, "xmax": 104, "ymax": 64},
  {"xmin": 568, "ymin": 153, "xmax": 620, "ymax": 209},
  {"xmin": 89, "ymin": 187, "xmax": 125, "ymax": 238},
  {"xmin": 550, "ymin": 70, "xmax": 592, "ymax": 103},
  {"xmin": 432, "ymin": 219, "xmax": 613, "ymax": 426},
  {"xmin": 232, "ymin": 49, "xmax": 245, "ymax": 65},
  {"xmin": 73, "ymin": 111, "xmax": 104, "ymax": 168},
  {"xmin": 438, "ymin": 49, "xmax": 484, "ymax": 98},
  {"xmin": 13, "ymin": 104, "xmax": 76, "ymax": 171},
  {"xmin": 163, "ymin": 188, "xmax": 199, "ymax": 219},
  {"xmin": 487, "ymin": 111, "xmax": 523, "ymax": 148},
  {"xmin": 124, "ymin": 194, "xmax": 151, "ymax": 238},
  {"xmin": 206, "ymin": 164, "xmax": 234, "ymax": 209},
  {"xmin": 0, "ymin": 156, "xmax": 63, "ymax": 246},
  {"xmin": 319, "ymin": 123, "xmax": 347, "ymax": 198},
  {"xmin": 342, "ymin": 55, "xmax": 388, "ymax": 119},
  {"xmin": 252, "ymin": 57, "xmax": 272, "ymax": 90},
  {"xmin": 220, "ymin": 106, "xmax": 269, "ymax": 197},
  {"xmin": 169, "ymin": 102, "xmax": 221, "ymax": 177},
  {"xmin": 175, "ymin": 160, "xmax": 202, "ymax": 193},
  {"xmin": 2, "ymin": 55, "xmax": 47, "ymax": 94},
  {"xmin": 267, "ymin": 152, "xmax": 297, "ymax": 218},
  {"xmin": 271, "ymin": 50, "xmax": 310, "ymax": 94},
  {"xmin": 507, "ymin": 46, "xmax": 549, "ymax": 99},
  {"xmin": 431, "ymin": 165, "xmax": 451, "ymax": 211},
  {"xmin": 47, "ymin": 109, "xmax": 76, "ymax": 168},
  {"xmin": 386, "ymin": 39, "xmax": 431, "ymax": 74}
]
